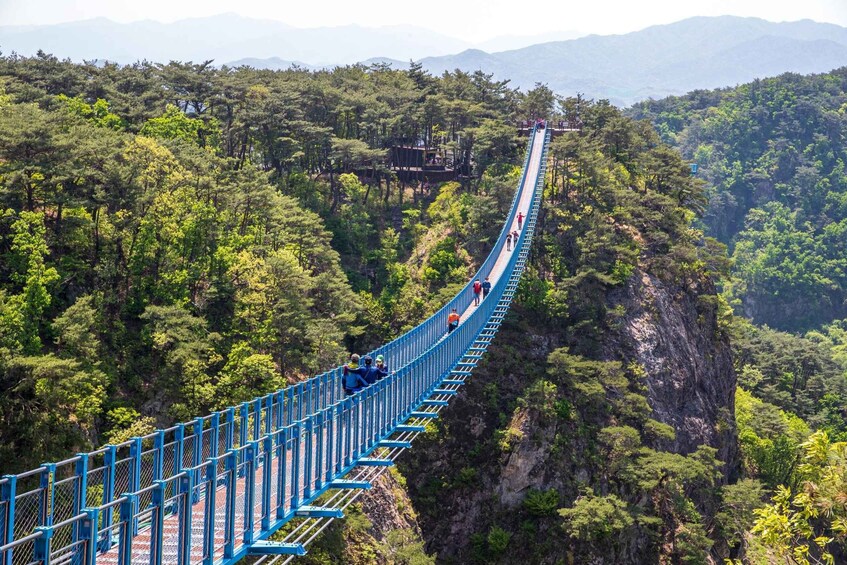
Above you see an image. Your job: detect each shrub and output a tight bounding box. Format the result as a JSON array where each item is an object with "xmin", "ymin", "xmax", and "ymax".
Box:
[
  {"xmin": 523, "ymin": 488, "xmax": 560, "ymax": 516},
  {"xmin": 487, "ymin": 525, "xmax": 511, "ymax": 555}
]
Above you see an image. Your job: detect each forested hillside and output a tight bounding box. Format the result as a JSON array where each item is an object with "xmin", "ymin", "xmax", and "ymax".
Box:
[
  {"xmin": 630, "ymin": 68, "xmax": 847, "ymax": 332},
  {"xmin": 0, "ymin": 53, "xmax": 527, "ymax": 472},
  {"xmin": 631, "ymin": 69, "xmax": 847, "ymax": 564},
  {"xmin": 4, "ymin": 50, "xmax": 847, "ymax": 565}
]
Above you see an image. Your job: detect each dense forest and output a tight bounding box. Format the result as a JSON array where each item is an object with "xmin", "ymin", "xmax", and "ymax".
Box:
[
  {"xmin": 0, "ymin": 52, "xmax": 537, "ymax": 471},
  {"xmin": 630, "ymin": 69, "xmax": 847, "ymax": 333},
  {"xmin": 3, "ymin": 51, "xmax": 847, "ymax": 564}
]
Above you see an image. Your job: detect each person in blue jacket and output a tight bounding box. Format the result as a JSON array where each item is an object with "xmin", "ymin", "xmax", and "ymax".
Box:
[
  {"xmin": 361, "ymin": 355, "xmax": 380, "ymax": 385},
  {"xmin": 375, "ymin": 355, "xmax": 389, "ymax": 380},
  {"xmin": 481, "ymin": 276, "xmax": 491, "ymax": 299},
  {"xmin": 343, "ymin": 353, "xmax": 368, "ymax": 395}
]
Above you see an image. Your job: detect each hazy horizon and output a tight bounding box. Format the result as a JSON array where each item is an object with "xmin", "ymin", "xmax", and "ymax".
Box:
[{"xmin": 1, "ymin": 0, "xmax": 845, "ymax": 44}]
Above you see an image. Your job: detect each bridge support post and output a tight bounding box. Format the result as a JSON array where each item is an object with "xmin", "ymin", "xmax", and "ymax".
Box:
[
  {"xmin": 238, "ymin": 403, "xmax": 249, "ymax": 451},
  {"xmin": 275, "ymin": 391, "xmax": 285, "ymax": 435},
  {"xmin": 303, "ymin": 416, "xmax": 313, "ymax": 501},
  {"xmin": 101, "ymin": 446, "xmax": 116, "ymax": 550},
  {"xmin": 223, "ymin": 451, "xmax": 238, "ymax": 559},
  {"xmin": 290, "ymin": 425, "xmax": 300, "ymax": 511},
  {"xmin": 33, "ymin": 526, "xmax": 53, "ymax": 565},
  {"xmin": 1, "ymin": 475, "xmax": 17, "ymax": 565},
  {"xmin": 261, "ymin": 436, "xmax": 272, "ymax": 532},
  {"xmin": 285, "ymin": 388, "xmax": 295, "ymax": 426},
  {"xmin": 38, "ymin": 463, "xmax": 55, "ymax": 528},
  {"xmin": 225, "ymin": 407, "xmax": 235, "ymax": 452},
  {"xmin": 128, "ymin": 438, "xmax": 142, "ymax": 533},
  {"xmin": 210, "ymin": 412, "xmax": 221, "ymax": 460},
  {"xmin": 118, "ymin": 493, "xmax": 137, "ymax": 565},
  {"xmin": 176, "ymin": 472, "xmax": 194, "ymax": 565},
  {"xmin": 243, "ymin": 443, "xmax": 256, "ymax": 545},
  {"xmin": 202, "ymin": 461, "xmax": 217, "ymax": 565},
  {"xmin": 192, "ymin": 418, "xmax": 203, "ymax": 498},
  {"xmin": 265, "ymin": 395, "xmax": 274, "ymax": 440},
  {"xmin": 325, "ymin": 406, "xmax": 336, "ymax": 483},
  {"xmin": 80, "ymin": 508, "xmax": 99, "ymax": 565},
  {"xmin": 150, "ymin": 481, "xmax": 165, "ymax": 565},
  {"xmin": 252, "ymin": 398, "xmax": 262, "ymax": 440},
  {"xmin": 72, "ymin": 454, "xmax": 88, "ymax": 547},
  {"xmin": 173, "ymin": 424, "xmax": 185, "ymax": 479},
  {"xmin": 314, "ymin": 412, "xmax": 324, "ymax": 493},
  {"xmin": 352, "ymin": 397, "xmax": 361, "ymax": 461},
  {"xmin": 276, "ymin": 428, "xmax": 288, "ymax": 520}
]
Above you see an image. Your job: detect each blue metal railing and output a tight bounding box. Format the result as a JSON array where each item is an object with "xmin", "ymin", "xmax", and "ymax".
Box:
[{"xmin": 0, "ymin": 124, "xmax": 549, "ymax": 565}]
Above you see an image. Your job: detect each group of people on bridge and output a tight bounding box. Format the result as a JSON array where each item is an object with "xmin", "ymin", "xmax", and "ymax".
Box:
[
  {"xmin": 342, "ymin": 209, "xmax": 526, "ymax": 396},
  {"xmin": 343, "ymin": 353, "xmax": 390, "ymax": 395}
]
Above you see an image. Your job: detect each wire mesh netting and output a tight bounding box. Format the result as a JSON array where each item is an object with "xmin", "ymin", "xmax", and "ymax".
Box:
[
  {"xmin": 8, "ymin": 538, "xmax": 35, "ymax": 565},
  {"xmin": 48, "ymin": 518, "xmax": 82, "ymax": 565},
  {"xmin": 51, "ymin": 476, "xmax": 77, "ymax": 526},
  {"xmin": 202, "ymin": 429, "xmax": 213, "ymax": 460},
  {"xmin": 251, "ymin": 454, "xmax": 264, "ymax": 534},
  {"xmin": 13, "ymin": 490, "xmax": 40, "ymax": 539},
  {"xmin": 218, "ymin": 421, "xmax": 231, "ymax": 454},
  {"xmin": 140, "ymin": 450, "xmax": 155, "ymax": 489},
  {"xmin": 211, "ymin": 460, "xmax": 228, "ymax": 562},
  {"xmin": 232, "ymin": 464, "xmax": 248, "ymax": 554},
  {"xmin": 94, "ymin": 520, "xmax": 122, "ymax": 565},
  {"xmin": 182, "ymin": 439, "xmax": 195, "ymax": 471},
  {"xmin": 112, "ymin": 459, "xmax": 130, "ymax": 500}
]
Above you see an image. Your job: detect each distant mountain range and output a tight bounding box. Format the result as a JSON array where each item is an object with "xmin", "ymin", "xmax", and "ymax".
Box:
[
  {"xmin": 412, "ymin": 16, "xmax": 847, "ymax": 105},
  {"xmin": 2, "ymin": 15, "xmax": 847, "ymax": 105},
  {"xmin": 0, "ymin": 13, "xmax": 579, "ymax": 66}
]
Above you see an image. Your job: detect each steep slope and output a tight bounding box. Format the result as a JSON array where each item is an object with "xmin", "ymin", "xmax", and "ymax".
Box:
[{"xmin": 326, "ymin": 101, "xmax": 740, "ymax": 564}]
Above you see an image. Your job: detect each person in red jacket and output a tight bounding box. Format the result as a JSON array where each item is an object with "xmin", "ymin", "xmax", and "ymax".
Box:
[
  {"xmin": 517, "ymin": 212, "xmax": 524, "ymax": 230},
  {"xmin": 473, "ymin": 278, "xmax": 482, "ymax": 306}
]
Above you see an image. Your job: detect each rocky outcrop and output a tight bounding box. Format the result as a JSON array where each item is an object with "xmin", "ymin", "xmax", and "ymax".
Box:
[
  {"xmin": 608, "ymin": 270, "xmax": 739, "ymax": 477},
  {"xmin": 495, "ymin": 408, "xmax": 556, "ymax": 506},
  {"xmin": 359, "ymin": 471, "xmax": 422, "ymax": 541}
]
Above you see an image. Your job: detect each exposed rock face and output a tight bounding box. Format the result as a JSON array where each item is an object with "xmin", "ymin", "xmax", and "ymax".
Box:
[
  {"xmin": 376, "ymin": 268, "xmax": 739, "ymax": 563},
  {"xmin": 359, "ymin": 471, "xmax": 422, "ymax": 540},
  {"xmin": 495, "ymin": 408, "xmax": 555, "ymax": 506},
  {"xmin": 609, "ymin": 270, "xmax": 739, "ymax": 476}
]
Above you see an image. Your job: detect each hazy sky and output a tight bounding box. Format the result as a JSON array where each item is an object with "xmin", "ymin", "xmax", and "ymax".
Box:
[{"xmin": 1, "ymin": 0, "xmax": 846, "ymax": 42}]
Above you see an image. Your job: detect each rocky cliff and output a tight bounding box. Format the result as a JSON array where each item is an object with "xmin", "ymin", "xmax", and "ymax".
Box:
[{"xmin": 351, "ymin": 262, "xmax": 739, "ymax": 564}]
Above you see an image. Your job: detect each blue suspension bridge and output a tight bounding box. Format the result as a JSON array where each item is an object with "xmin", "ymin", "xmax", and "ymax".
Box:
[{"xmin": 0, "ymin": 123, "xmax": 551, "ymax": 565}]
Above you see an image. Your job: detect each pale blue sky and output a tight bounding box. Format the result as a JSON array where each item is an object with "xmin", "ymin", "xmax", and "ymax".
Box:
[{"xmin": 1, "ymin": 0, "xmax": 845, "ymax": 42}]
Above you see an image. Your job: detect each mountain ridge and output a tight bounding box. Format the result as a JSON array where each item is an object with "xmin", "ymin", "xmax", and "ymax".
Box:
[{"xmin": 3, "ymin": 15, "xmax": 847, "ymax": 104}]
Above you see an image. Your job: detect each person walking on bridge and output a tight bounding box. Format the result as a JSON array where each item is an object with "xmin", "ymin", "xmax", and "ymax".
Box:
[
  {"xmin": 343, "ymin": 353, "xmax": 368, "ymax": 395},
  {"xmin": 512, "ymin": 230, "xmax": 519, "ymax": 248},
  {"xmin": 506, "ymin": 231, "xmax": 512, "ymax": 251},
  {"xmin": 447, "ymin": 308, "xmax": 460, "ymax": 334},
  {"xmin": 362, "ymin": 355, "xmax": 380, "ymax": 384},
  {"xmin": 517, "ymin": 212, "xmax": 524, "ymax": 230},
  {"xmin": 375, "ymin": 355, "xmax": 389, "ymax": 380},
  {"xmin": 473, "ymin": 278, "xmax": 482, "ymax": 306},
  {"xmin": 482, "ymin": 276, "xmax": 491, "ymax": 299}
]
